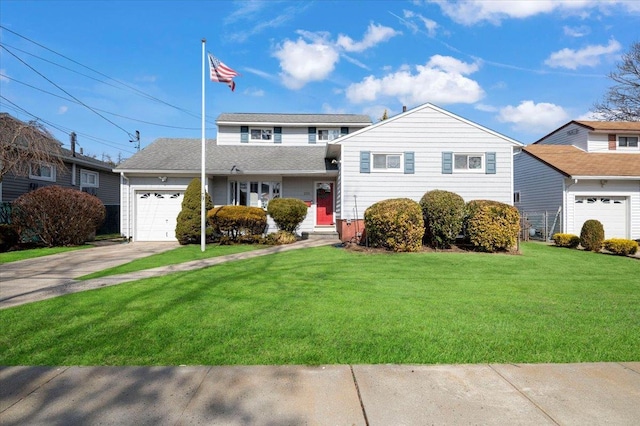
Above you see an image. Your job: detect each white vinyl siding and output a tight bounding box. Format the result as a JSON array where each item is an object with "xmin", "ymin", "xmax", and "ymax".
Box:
[
  {"xmin": 216, "ymin": 125, "xmax": 367, "ymax": 146},
  {"xmin": 513, "ymin": 151, "xmax": 565, "ymax": 214},
  {"xmin": 536, "ymin": 122, "xmax": 589, "ymax": 151}
]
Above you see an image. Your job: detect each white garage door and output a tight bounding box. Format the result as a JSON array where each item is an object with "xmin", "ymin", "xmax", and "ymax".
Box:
[
  {"xmin": 574, "ymin": 196, "xmax": 627, "ymax": 239},
  {"xmin": 136, "ymin": 191, "xmax": 184, "ymax": 241}
]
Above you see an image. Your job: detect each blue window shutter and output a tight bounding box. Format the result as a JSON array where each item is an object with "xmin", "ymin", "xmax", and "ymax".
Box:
[
  {"xmin": 340, "ymin": 126, "xmax": 349, "ymax": 136},
  {"xmin": 240, "ymin": 126, "xmax": 248, "ymax": 143},
  {"xmin": 486, "ymin": 152, "xmax": 496, "ymax": 174},
  {"xmin": 308, "ymin": 127, "xmax": 316, "ymax": 144},
  {"xmin": 274, "ymin": 127, "xmax": 282, "ymax": 144},
  {"xmin": 442, "ymin": 152, "xmax": 453, "ymax": 174},
  {"xmin": 404, "ymin": 152, "xmax": 415, "ymax": 174},
  {"xmin": 360, "ymin": 151, "xmax": 370, "ymax": 173}
]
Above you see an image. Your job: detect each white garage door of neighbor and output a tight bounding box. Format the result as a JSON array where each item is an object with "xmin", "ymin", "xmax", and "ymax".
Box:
[
  {"xmin": 574, "ymin": 196, "xmax": 627, "ymax": 239},
  {"xmin": 136, "ymin": 191, "xmax": 184, "ymax": 241}
]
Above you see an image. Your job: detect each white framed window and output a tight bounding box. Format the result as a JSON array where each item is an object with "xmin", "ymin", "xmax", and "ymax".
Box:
[
  {"xmin": 372, "ymin": 153, "xmax": 402, "ymax": 171},
  {"xmin": 29, "ymin": 163, "xmax": 56, "ymax": 182},
  {"xmin": 318, "ymin": 129, "xmax": 340, "ymax": 141},
  {"xmin": 618, "ymin": 135, "xmax": 639, "ymax": 148},
  {"xmin": 229, "ymin": 180, "xmax": 281, "ymax": 209},
  {"xmin": 80, "ymin": 169, "xmax": 99, "ymax": 187},
  {"xmin": 454, "ymin": 153, "xmax": 484, "ymax": 172},
  {"xmin": 250, "ymin": 128, "xmax": 272, "ymax": 141}
]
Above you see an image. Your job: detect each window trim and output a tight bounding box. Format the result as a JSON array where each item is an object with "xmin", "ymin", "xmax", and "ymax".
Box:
[
  {"xmin": 249, "ymin": 127, "xmax": 273, "ymax": 141},
  {"xmin": 229, "ymin": 180, "xmax": 281, "ymax": 209},
  {"xmin": 371, "ymin": 152, "xmax": 404, "ymax": 173},
  {"xmin": 29, "ymin": 162, "xmax": 56, "ymax": 182},
  {"xmin": 453, "ymin": 153, "xmax": 485, "ymax": 173},
  {"xmin": 317, "ymin": 128, "xmax": 341, "ymax": 141},
  {"xmin": 617, "ymin": 135, "xmax": 639, "ymax": 149},
  {"xmin": 80, "ymin": 169, "xmax": 99, "ymax": 188}
]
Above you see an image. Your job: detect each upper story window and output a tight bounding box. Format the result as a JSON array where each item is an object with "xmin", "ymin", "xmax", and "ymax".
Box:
[
  {"xmin": 618, "ymin": 135, "xmax": 639, "ymax": 148},
  {"xmin": 81, "ymin": 169, "xmax": 99, "ymax": 187},
  {"xmin": 29, "ymin": 163, "xmax": 56, "ymax": 182},
  {"xmin": 250, "ymin": 128, "xmax": 272, "ymax": 141},
  {"xmin": 454, "ymin": 154, "xmax": 484, "ymax": 172},
  {"xmin": 318, "ymin": 129, "xmax": 340, "ymax": 141},
  {"xmin": 372, "ymin": 153, "xmax": 402, "ymax": 171}
]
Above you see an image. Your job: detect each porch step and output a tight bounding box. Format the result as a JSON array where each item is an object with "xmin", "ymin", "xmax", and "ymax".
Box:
[{"xmin": 302, "ymin": 231, "xmax": 340, "ymax": 241}]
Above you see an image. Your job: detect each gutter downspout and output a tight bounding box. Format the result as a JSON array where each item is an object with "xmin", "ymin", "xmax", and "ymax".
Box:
[{"xmin": 120, "ymin": 172, "xmax": 132, "ymax": 242}]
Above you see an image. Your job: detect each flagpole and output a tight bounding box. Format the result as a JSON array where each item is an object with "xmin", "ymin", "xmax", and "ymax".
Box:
[{"xmin": 201, "ymin": 38, "xmax": 206, "ymax": 252}]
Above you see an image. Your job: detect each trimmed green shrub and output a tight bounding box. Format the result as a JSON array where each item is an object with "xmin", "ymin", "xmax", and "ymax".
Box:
[
  {"xmin": 364, "ymin": 198, "xmax": 424, "ymax": 252},
  {"xmin": 464, "ymin": 199, "xmax": 520, "ymax": 253},
  {"xmin": 0, "ymin": 224, "xmax": 19, "ymax": 252},
  {"xmin": 265, "ymin": 230, "xmax": 298, "ymax": 245},
  {"xmin": 267, "ymin": 198, "xmax": 308, "ymax": 234},
  {"xmin": 175, "ymin": 178, "xmax": 214, "ymax": 245},
  {"xmin": 580, "ymin": 219, "xmax": 604, "ymax": 252},
  {"xmin": 552, "ymin": 233, "xmax": 580, "ymax": 248},
  {"xmin": 420, "ymin": 189, "xmax": 465, "ymax": 249},
  {"xmin": 11, "ymin": 186, "xmax": 105, "ymax": 247},
  {"xmin": 603, "ymin": 238, "xmax": 638, "ymax": 256},
  {"xmin": 208, "ymin": 205, "xmax": 267, "ymax": 241}
]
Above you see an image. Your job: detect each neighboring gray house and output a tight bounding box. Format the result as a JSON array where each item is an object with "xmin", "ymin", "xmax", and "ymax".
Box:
[
  {"xmin": 115, "ymin": 103, "xmax": 522, "ymax": 242},
  {"xmin": 1, "ymin": 113, "xmax": 121, "ymax": 233},
  {"xmin": 514, "ymin": 120, "xmax": 640, "ymax": 240}
]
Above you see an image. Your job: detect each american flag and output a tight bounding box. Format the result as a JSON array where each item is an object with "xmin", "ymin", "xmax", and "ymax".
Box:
[{"xmin": 208, "ymin": 53, "xmax": 239, "ymax": 91}]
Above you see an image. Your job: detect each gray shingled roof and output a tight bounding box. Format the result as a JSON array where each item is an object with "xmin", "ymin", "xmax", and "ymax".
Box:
[
  {"xmin": 216, "ymin": 113, "xmax": 372, "ymax": 125},
  {"xmin": 115, "ymin": 138, "xmax": 337, "ymax": 175}
]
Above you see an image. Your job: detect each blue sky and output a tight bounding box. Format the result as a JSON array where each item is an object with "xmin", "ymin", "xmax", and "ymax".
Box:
[{"xmin": 1, "ymin": 0, "xmax": 639, "ymax": 161}]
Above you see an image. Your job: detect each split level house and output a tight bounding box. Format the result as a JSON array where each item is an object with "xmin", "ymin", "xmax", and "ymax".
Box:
[
  {"xmin": 0, "ymin": 113, "xmax": 121, "ymax": 233},
  {"xmin": 514, "ymin": 120, "xmax": 640, "ymax": 241},
  {"xmin": 115, "ymin": 103, "xmax": 523, "ymax": 242}
]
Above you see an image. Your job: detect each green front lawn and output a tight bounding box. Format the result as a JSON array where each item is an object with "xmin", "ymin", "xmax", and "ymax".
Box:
[
  {"xmin": 0, "ymin": 245, "xmax": 88, "ymax": 264},
  {"xmin": 1, "ymin": 242, "xmax": 638, "ymax": 365}
]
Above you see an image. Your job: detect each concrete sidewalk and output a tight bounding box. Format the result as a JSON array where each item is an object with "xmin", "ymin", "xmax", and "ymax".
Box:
[
  {"xmin": 2, "ymin": 362, "xmax": 639, "ymax": 425},
  {"xmin": 0, "ymin": 238, "xmax": 339, "ymax": 309}
]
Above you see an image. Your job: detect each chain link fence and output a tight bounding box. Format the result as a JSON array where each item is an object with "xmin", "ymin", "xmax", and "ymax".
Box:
[{"xmin": 520, "ymin": 209, "xmax": 562, "ymax": 242}]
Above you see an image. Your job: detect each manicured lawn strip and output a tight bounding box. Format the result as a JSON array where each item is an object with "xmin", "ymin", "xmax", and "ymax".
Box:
[
  {"xmin": 0, "ymin": 245, "xmax": 87, "ymax": 264},
  {"xmin": 77, "ymin": 244, "xmax": 263, "ymax": 280},
  {"xmin": 1, "ymin": 242, "xmax": 638, "ymax": 365}
]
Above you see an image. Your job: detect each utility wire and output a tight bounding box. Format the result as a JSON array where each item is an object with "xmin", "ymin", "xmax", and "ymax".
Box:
[{"xmin": 1, "ymin": 44, "xmax": 135, "ymax": 139}]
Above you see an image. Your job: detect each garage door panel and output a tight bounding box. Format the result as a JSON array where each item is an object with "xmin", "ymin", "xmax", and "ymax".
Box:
[
  {"xmin": 574, "ymin": 196, "xmax": 627, "ymax": 239},
  {"xmin": 136, "ymin": 191, "xmax": 183, "ymax": 241}
]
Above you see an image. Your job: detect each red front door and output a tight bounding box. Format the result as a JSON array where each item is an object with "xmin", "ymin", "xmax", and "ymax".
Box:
[{"xmin": 316, "ymin": 182, "xmax": 334, "ymax": 225}]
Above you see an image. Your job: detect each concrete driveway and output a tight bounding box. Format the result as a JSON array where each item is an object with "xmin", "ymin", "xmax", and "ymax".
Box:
[{"xmin": 0, "ymin": 242, "xmax": 178, "ymax": 307}]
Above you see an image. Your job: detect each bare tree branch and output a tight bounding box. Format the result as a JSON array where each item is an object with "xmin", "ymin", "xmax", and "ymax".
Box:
[{"xmin": 593, "ymin": 41, "xmax": 640, "ymax": 121}]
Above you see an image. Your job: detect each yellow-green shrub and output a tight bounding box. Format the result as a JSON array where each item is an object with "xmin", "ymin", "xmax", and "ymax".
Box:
[
  {"xmin": 420, "ymin": 189, "xmax": 465, "ymax": 249},
  {"xmin": 267, "ymin": 198, "xmax": 308, "ymax": 233},
  {"xmin": 207, "ymin": 205, "xmax": 267, "ymax": 241},
  {"xmin": 364, "ymin": 198, "xmax": 424, "ymax": 252},
  {"xmin": 265, "ymin": 230, "xmax": 298, "ymax": 245},
  {"xmin": 552, "ymin": 233, "xmax": 580, "ymax": 248},
  {"xmin": 464, "ymin": 200, "xmax": 520, "ymax": 252},
  {"xmin": 580, "ymin": 219, "xmax": 604, "ymax": 252},
  {"xmin": 603, "ymin": 238, "xmax": 638, "ymax": 256}
]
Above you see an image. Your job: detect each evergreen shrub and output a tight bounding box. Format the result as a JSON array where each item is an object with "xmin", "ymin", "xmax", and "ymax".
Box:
[
  {"xmin": 552, "ymin": 233, "xmax": 580, "ymax": 248},
  {"xmin": 603, "ymin": 238, "xmax": 638, "ymax": 256},
  {"xmin": 175, "ymin": 178, "xmax": 213, "ymax": 245},
  {"xmin": 464, "ymin": 199, "xmax": 520, "ymax": 252},
  {"xmin": 579, "ymin": 219, "xmax": 605, "ymax": 252},
  {"xmin": 420, "ymin": 189, "xmax": 465, "ymax": 248},
  {"xmin": 0, "ymin": 224, "xmax": 19, "ymax": 252},
  {"xmin": 364, "ymin": 198, "xmax": 424, "ymax": 252},
  {"xmin": 208, "ymin": 205, "xmax": 267, "ymax": 241},
  {"xmin": 265, "ymin": 230, "xmax": 298, "ymax": 245},
  {"xmin": 267, "ymin": 198, "xmax": 308, "ymax": 234},
  {"xmin": 11, "ymin": 186, "xmax": 105, "ymax": 247}
]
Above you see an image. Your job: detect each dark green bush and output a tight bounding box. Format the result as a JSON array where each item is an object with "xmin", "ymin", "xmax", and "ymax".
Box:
[
  {"xmin": 267, "ymin": 198, "xmax": 308, "ymax": 234},
  {"xmin": 603, "ymin": 238, "xmax": 638, "ymax": 256},
  {"xmin": 0, "ymin": 223, "xmax": 19, "ymax": 252},
  {"xmin": 208, "ymin": 205, "xmax": 267, "ymax": 241},
  {"xmin": 11, "ymin": 186, "xmax": 105, "ymax": 247},
  {"xmin": 420, "ymin": 189, "xmax": 465, "ymax": 249},
  {"xmin": 552, "ymin": 233, "xmax": 580, "ymax": 248},
  {"xmin": 364, "ymin": 198, "xmax": 424, "ymax": 252},
  {"xmin": 175, "ymin": 178, "xmax": 213, "ymax": 245},
  {"xmin": 579, "ymin": 219, "xmax": 604, "ymax": 252},
  {"xmin": 464, "ymin": 199, "xmax": 520, "ymax": 252}
]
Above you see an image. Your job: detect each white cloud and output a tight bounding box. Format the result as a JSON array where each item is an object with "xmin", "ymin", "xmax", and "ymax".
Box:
[
  {"xmin": 475, "ymin": 103, "xmax": 498, "ymax": 113},
  {"xmin": 402, "ymin": 10, "xmax": 438, "ymax": 37},
  {"xmin": 273, "ymin": 37, "xmax": 339, "ymax": 89},
  {"xmin": 57, "ymin": 106, "xmax": 68, "ymax": 115},
  {"xmin": 497, "ymin": 100, "xmax": 569, "ymax": 132},
  {"xmin": 563, "ymin": 25, "xmax": 590, "ymax": 37},
  {"xmin": 243, "ymin": 88, "xmax": 265, "ymax": 97},
  {"xmin": 0, "ymin": 69, "xmax": 8, "ymax": 82},
  {"xmin": 336, "ymin": 23, "xmax": 401, "ymax": 53},
  {"xmin": 544, "ymin": 39, "xmax": 621, "ymax": 69},
  {"xmin": 345, "ymin": 55, "xmax": 484, "ymax": 105}
]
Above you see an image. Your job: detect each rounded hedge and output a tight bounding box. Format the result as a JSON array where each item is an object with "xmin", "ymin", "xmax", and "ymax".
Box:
[
  {"xmin": 552, "ymin": 233, "xmax": 580, "ymax": 248},
  {"xmin": 364, "ymin": 198, "xmax": 424, "ymax": 252},
  {"xmin": 464, "ymin": 199, "xmax": 520, "ymax": 252},
  {"xmin": 420, "ymin": 189, "xmax": 465, "ymax": 249},
  {"xmin": 208, "ymin": 205, "xmax": 267, "ymax": 241},
  {"xmin": 603, "ymin": 238, "xmax": 638, "ymax": 256},
  {"xmin": 267, "ymin": 198, "xmax": 308, "ymax": 234},
  {"xmin": 580, "ymin": 219, "xmax": 605, "ymax": 252}
]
